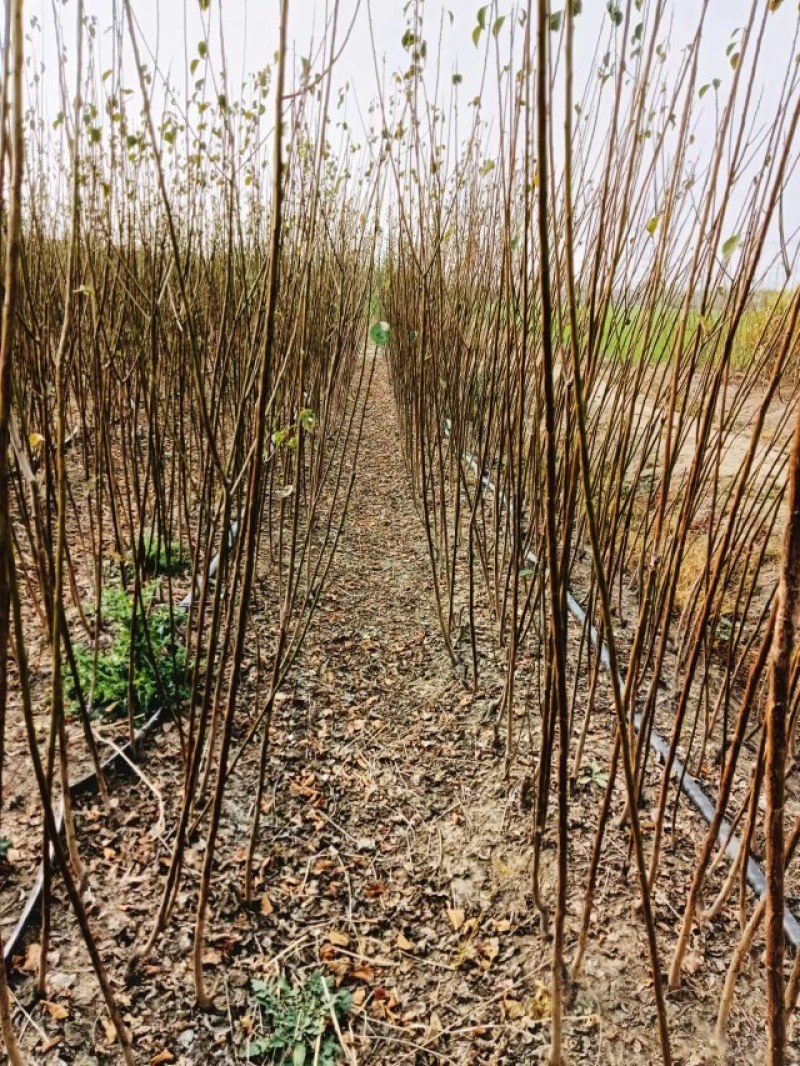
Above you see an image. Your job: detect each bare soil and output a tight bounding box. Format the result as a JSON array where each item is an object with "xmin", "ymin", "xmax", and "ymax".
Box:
[{"xmin": 2, "ymin": 355, "xmax": 798, "ymax": 1065}]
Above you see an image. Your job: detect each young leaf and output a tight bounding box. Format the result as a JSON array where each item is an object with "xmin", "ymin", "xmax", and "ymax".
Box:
[
  {"xmin": 607, "ymin": 2, "xmax": 623, "ymax": 26},
  {"xmin": 477, "ymin": 5, "xmax": 488, "ymax": 29},
  {"xmin": 492, "ymin": 16, "xmax": 506, "ymax": 36},
  {"xmin": 645, "ymin": 215, "xmax": 660, "ymax": 236},
  {"xmin": 549, "ymin": 10, "xmax": 563, "ymax": 31},
  {"xmin": 722, "ymin": 234, "xmax": 742, "ymax": 258},
  {"xmin": 369, "ymin": 321, "xmax": 391, "ymax": 347}
]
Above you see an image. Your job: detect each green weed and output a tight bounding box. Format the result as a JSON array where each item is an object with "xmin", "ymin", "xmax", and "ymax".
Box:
[
  {"xmin": 66, "ymin": 582, "xmax": 188, "ymax": 722},
  {"xmin": 135, "ymin": 534, "xmax": 188, "ymax": 577},
  {"xmin": 245, "ymin": 971, "xmax": 352, "ymax": 1065}
]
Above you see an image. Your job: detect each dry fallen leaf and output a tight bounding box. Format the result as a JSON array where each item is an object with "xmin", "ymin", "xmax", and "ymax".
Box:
[
  {"xmin": 21, "ymin": 942, "xmax": 41, "ymax": 972},
  {"xmin": 327, "ymin": 958, "xmax": 350, "ymax": 984},
  {"xmin": 529, "ymin": 979, "xmax": 551, "ymax": 1020},
  {"xmin": 447, "ymin": 907, "xmax": 465, "ymax": 932},
  {"xmin": 479, "ymin": 937, "xmax": 499, "ymax": 970},
  {"xmin": 427, "ymin": 1011, "xmax": 444, "ymax": 1036},
  {"xmin": 260, "ymin": 894, "xmax": 274, "ymax": 916},
  {"xmin": 503, "ymin": 996, "xmax": 525, "ymax": 1021},
  {"xmin": 41, "ymin": 1000, "xmax": 69, "ymax": 1022},
  {"xmin": 326, "ymin": 930, "xmax": 350, "ymax": 948},
  {"xmin": 150, "ymin": 1052, "xmax": 175, "ymax": 1065},
  {"xmin": 396, "ymin": 932, "xmax": 414, "ymax": 951}
]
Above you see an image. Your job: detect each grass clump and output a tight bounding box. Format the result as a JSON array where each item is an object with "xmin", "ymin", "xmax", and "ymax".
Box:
[
  {"xmin": 244, "ymin": 971, "xmax": 352, "ymax": 1065},
  {"xmin": 66, "ymin": 582, "xmax": 188, "ymax": 722},
  {"xmin": 135, "ymin": 534, "xmax": 188, "ymax": 577}
]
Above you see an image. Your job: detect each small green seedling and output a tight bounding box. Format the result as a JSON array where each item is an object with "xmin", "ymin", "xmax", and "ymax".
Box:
[
  {"xmin": 66, "ymin": 582, "xmax": 188, "ymax": 722},
  {"xmin": 245, "ymin": 971, "xmax": 352, "ymax": 1065},
  {"xmin": 578, "ymin": 761, "xmax": 609, "ymax": 791}
]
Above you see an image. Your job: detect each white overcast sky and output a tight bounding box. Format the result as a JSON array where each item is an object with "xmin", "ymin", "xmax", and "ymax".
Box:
[
  {"xmin": 27, "ymin": 1, "xmax": 800, "ymax": 284},
  {"xmin": 30, "ymin": 2, "xmax": 799, "ymax": 131}
]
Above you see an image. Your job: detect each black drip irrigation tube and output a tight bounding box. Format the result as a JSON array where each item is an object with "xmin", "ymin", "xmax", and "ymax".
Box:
[
  {"xmin": 3, "ymin": 521, "xmax": 239, "ymax": 964},
  {"xmin": 446, "ymin": 421, "xmax": 800, "ymax": 949}
]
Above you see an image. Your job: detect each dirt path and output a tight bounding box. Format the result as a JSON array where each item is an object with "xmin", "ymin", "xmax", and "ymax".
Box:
[{"xmin": 8, "ymin": 353, "xmax": 794, "ymax": 1064}]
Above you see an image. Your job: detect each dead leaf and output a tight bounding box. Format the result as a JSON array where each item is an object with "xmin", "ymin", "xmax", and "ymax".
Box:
[
  {"xmin": 41, "ymin": 1000, "xmax": 68, "ymax": 1021},
  {"xmin": 428, "ymin": 1011, "xmax": 444, "ymax": 1036},
  {"xmin": 396, "ymin": 933, "xmax": 414, "ymax": 951},
  {"xmin": 529, "ymin": 980, "xmax": 551, "ymax": 1020},
  {"xmin": 326, "ymin": 930, "xmax": 350, "ymax": 948},
  {"xmin": 150, "ymin": 1052, "xmax": 175, "ymax": 1066},
  {"xmin": 447, "ymin": 907, "xmax": 465, "ymax": 931},
  {"xmin": 351, "ymin": 965, "xmax": 375, "ymax": 983},
  {"xmin": 326, "ymin": 958, "xmax": 350, "ymax": 984},
  {"xmin": 260, "ymin": 895, "xmax": 273, "ymax": 916},
  {"xmin": 21, "ymin": 942, "xmax": 41, "ymax": 972},
  {"xmin": 479, "ymin": 937, "xmax": 499, "ymax": 970},
  {"xmin": 503, "ymin": 996, "xmax": 525, "ymax": 1020}
]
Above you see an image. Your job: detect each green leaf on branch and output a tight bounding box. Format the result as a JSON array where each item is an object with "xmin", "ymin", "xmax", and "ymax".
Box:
[
  {"xmin": 607, "ymin": 2, "xmax": 623, "ymax": 26},
  {"xmin": 721, "ymin": 234, "xmax": 741, "ymax": 258},
  {"xmin": 369, "ymin": 321, "xmax": 391, "ymax": 347}
]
